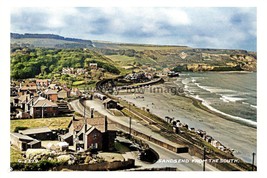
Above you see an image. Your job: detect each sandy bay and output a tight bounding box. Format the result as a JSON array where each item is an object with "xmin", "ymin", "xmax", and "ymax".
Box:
[{"xmin": 116, "ymin": 81, "xmax": 257, "ymax": 164}]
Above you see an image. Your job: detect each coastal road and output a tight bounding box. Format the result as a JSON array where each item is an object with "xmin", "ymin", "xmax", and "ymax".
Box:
[{"xmin": 70, "ymin": 99, "xmax": 219, "ymax": 171}]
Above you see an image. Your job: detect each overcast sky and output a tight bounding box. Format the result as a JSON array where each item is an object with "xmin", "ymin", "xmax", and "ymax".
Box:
[{"xmin": 11, "ymin": 7, "xmax": 256, "ymax": 51}]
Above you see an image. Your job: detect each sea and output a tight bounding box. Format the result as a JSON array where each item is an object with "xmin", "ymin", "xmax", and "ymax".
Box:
[{"xmin": 175, "ymin": 72, "xmax": 257, "ymax": 127}]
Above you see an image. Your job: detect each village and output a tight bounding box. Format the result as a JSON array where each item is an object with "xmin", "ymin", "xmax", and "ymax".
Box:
[
  {"xmin": 9, "ymin": 64, "xmax": 166, "ymax": 171},
  {"xmin": 10, "ymin": 62, "xmax": 240, "ymax": 171}
]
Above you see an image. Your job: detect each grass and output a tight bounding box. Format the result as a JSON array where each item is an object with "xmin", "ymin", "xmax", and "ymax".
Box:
[
  {"xmin": 109, "ymin": 109, "xmax": 125, "ymax": 116},
  {"xmin": 11, "ymin": 38, "xmax": 80, "ymax": 48},
  {"xmin": 114, "ymin": 141, "xmax": 131, "ymax": 154},
  {"xmin": 72, "ymin": 80, "xmax": 85, "ymax": 86},
  {"xmin": 105, "ymin": 55, "xmax": 135, "ymax": 67},
  {"xmin": 10, "ymin": 146, "xmax": 24, "ymax": 163},
  {"xmin": 10, "ymin": 117, "xmax": 72, "ymax": 132},
  {"xmin": 121, "ymin": 108, "xmax": 142, "ymax": 121},
  {"xmin": 119, "ymin": 45, "xmax": 189, "ymax": 51}
]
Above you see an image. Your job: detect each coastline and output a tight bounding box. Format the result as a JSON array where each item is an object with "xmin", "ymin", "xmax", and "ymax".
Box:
[
  {"xmin": 116, "ymin": 81, "xmax": 256, "ymax": 164},
  {"xmin": 187, "ymin": 94, "xmax": 257, "ymax": 128}
]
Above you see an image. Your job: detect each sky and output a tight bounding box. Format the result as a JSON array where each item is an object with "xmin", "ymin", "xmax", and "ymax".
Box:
[{"xmin": 11, "ymin": 7, "xmax": 256, "ymax": 51}]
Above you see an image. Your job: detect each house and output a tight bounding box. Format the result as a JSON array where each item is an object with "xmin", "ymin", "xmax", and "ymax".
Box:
[
  {"xmin": 76, "ymin": 68, "xmax": 88, "ymax": 75},
  {"xmin": 93, "ymin": 93, "xmax": 107, "ymax": 100},
  {"xmin": 18, "ymin": 127, "xmax": 53, "ymax": 140},
  {"xmin": 36, "ymin": 79, "xmax": 50, "ymax": 87},
  {"xmin": 25, "ymin": 96, "xmax": 39, "ymax": 113},
  {"xmin": 17, "ymin": 94, "xmax": 31, "ymax": 111},
  {"xmin": 60, "ymin": 116, "xmax": 116, "ymax": 152},
  {"xmin": 30, "ymin": 97, "xmax": 58, "ymax": 118},
  {"xmin": 204, "ymin": 135, "xmax": 213, "ymax": 143},
  {"xmin": 89, "ymin": 63, "xmax": 98, "ymax": 70},
  {"xmin": 10, "ymin": 132, "xmax": 41, "ymax": 151},
  {"xmin": 44, "ymin": 89, "xmax": 58, "ymax": 102},
  {"xmin": 103, "ymin": 98, "xmax": 118, "ymax": 109},
  {"xmin": 58, "ymin": 87, "xmax": 71, "ymax": 99},
  {"xmin": 62, "ymin": 67, "xmax": 75, "ymax": 75},
  {"xmin": 18, "ymin": 86, "xmax": 37, "ymax": 96},
  {"xmin": 211, "ymin": 139, "xmax": 221, "ymax": 148},
  {"xmin": 48, "ymin": 83, "xmax": 59, "ymax": 90},
  {"xmin": 15, "ymin": 111, "xmax": 31, "ymax": 119},
  {"xmin": 71, "ymin": 88, "xmax": 82, "ymax": 97}
]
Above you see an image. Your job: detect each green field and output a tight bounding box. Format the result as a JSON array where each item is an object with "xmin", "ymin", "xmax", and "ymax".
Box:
[
  {"xmin": 10, "ymin": 117, "xmax": 72, "ymax": 132},
  {"xmin": 72, "ymin": 80, "xmax": 85, "ymax": 86},
  {"xmin": 105, "ymin": 55, "xmax": 135, "ymax": 66}
]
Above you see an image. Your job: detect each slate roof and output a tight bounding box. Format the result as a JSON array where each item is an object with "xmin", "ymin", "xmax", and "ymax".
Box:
[
  {"xmin": 103, "ymin": 98, "xmax": 117, "ymax": 104},
  {"xmin": 10, "ymin": 132, "xmax": 35, "ymax": 141},
  {"xmin": 44, "ymin": 89, "xmax": 58, "ymax": 95},
  {"xmin": 19, "ymin": 127, "xmax": 52, "ymax": 135},
  {"xmin": 32, "ymin": 97, "xmax": 58, "ymax": 107},
  {"xmin": 27, "ymin": 139, "xmax": 41, "ymax": 145},
  {"xmin": 71, "ymin": 117, "xmax": 116, "ymax": 132},
  {"xmin": 60, "ymin": 132, "xmax": 73, "ymax": 140}
]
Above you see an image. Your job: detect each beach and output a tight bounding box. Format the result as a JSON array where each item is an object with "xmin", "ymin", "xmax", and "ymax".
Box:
[{"xmin": 116, "ymin": 80, "xmax": 257, "ymax": 164}]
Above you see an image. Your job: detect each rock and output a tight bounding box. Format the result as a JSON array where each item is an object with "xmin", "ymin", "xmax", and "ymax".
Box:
[
  {"xmin": 84, "ymin": 156, "xmax": 91, "ymax": 164},
  {"xmin": 26, "ymin": 149, "xmax": 50, "ymax": 159},
  {"xmin": 57, "ymin": 155, "xmax": 71, "ymax": 163}
]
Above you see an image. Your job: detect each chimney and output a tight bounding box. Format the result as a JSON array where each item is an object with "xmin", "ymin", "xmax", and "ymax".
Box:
[
  {"xmin": 90, "ymin": 108, "xmax": 94, "ymax": 118},
  {"xmin": 84, "ymin": 116, "xmax": 87, "ymax": 132},
  {"xmin": 104, "ymin": 115, "xmax": 108, "ymax": 132}
]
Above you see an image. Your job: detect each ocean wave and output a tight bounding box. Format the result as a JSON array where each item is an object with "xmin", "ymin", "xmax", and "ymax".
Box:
[
  {"xmin": 250, "ymin": 104, "xmax": 257, "ymax": 109},
  {"xmin": 181, "ymin": 78, "xmax": 191, "ymax": 85},
  {"xmin": 219, "ymin": 95, "xmax": 246, "ymax": 102},
  {"xmin": 189, "ymin": 94, "xmax": 257, "ymax": 127},
  {"xmin": 242, "ymin": 102, "xmax": 257, "ymax": 109},
  {"xmin": 194, "ymin": 83, "xmax": 237, "ymax": 94}
]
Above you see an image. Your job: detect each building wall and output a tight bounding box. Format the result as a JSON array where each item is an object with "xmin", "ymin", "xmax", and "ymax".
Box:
[
  {"xmin": 58, "ymin": 91, "xmax": 68, "ymax": 99},
  {"xmin": 31, "ymin": 107, "xmax": 58, "ymax": 118},
  {"xmin": 102, "ymin": 131, "xmax": 116, "ymax": 151},
  {"xmin": 26, "ymin": 132, "xmax": 53, "ymax": 140},
  {"xmin": 105, "ymin": 101, "xmax": 117, "ymax": 109},
  {"xmin": 48, "ymin": 94, "xmax": 58, "ymax": 102},
  {"xmin": 61, "ymin": 134, "xmax": 73, "ymax": 146},
  {"xmin": 28, "ymin": 142, "xmax": 41, "ymax": 149},
  {"xmin": 86, "ymin": 129, "xmax": 103, "ymax": 150},
  {"xmin": 10, "ymin": 135, "xmax": 22, "ymax": 150}
]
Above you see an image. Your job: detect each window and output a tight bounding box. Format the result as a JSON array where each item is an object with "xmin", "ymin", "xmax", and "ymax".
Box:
[{"xmin": 93, "ymin": 133, "xmax": 97, "ymax": 140}]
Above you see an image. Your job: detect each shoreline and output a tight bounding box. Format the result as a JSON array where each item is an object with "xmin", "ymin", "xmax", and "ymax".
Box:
[
  {"xmin": 186, "ymin": 94, "xmax": 257, "ymax": 129},
  {"xmin": 116, "ymin": 81, "xmax": 256, "ymax": 164}
]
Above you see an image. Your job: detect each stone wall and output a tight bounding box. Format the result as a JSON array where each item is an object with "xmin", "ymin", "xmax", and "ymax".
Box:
[{"xmin": 54, "ymin": 159, "xmax": 135, "ymax": 171}]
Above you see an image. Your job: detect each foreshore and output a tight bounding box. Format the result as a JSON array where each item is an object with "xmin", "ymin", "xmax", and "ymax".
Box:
[{"xmin": 116, "ymin": 80, "xmax": 256, "ymax": 164}]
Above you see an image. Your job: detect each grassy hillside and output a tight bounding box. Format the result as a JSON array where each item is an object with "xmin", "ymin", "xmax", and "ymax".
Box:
[
  {"xmin": 10, "ymin": 33, "xmax": 257, "ymax": 72},
  {"xmin": 93, "ymin": 41, "xmax": 189, "ymax": 51},
  {"xmin": 95, "ymin": 42, "xmax": 257, "ymax": 71},
  {"xmin": 10, "ymin": 47, "xmax": 120, "ymax": 80}
]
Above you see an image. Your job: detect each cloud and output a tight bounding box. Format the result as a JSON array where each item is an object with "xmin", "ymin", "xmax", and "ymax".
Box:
[{"xmin": 10, "ymin": 7, "xmax": 256, "ymax": 51}]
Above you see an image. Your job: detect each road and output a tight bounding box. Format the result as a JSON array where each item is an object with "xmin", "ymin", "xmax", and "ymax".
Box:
[{"xmin": 70, "ymin": 99, "xmax": 219, "ymax": 171}]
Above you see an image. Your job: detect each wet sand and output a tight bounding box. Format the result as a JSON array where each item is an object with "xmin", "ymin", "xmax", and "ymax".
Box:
[{"xmin": 117, "ymin": 81, "xmax": 257, "ymax": 164}]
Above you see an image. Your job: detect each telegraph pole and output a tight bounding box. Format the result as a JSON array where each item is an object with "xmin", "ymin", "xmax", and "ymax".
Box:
[
  {"xmin": 129, "ymin": 103, "xmax": 132, "ymax": 136},
  {"xmin": 203, "ymin": 146, "xmax": 206, "ymax": 171},
  {"xmin": 252, "ymin": 152, "xmax": 256, "ymax": 171}
]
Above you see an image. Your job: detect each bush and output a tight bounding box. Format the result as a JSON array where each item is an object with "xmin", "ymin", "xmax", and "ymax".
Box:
[
  {"xmin": 14, "ymin": 126, "xmax": 28, "ymax": 133},
  {"xmin": 11, "ymin": 160, "xmax": 60, "ymax": 171}
]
